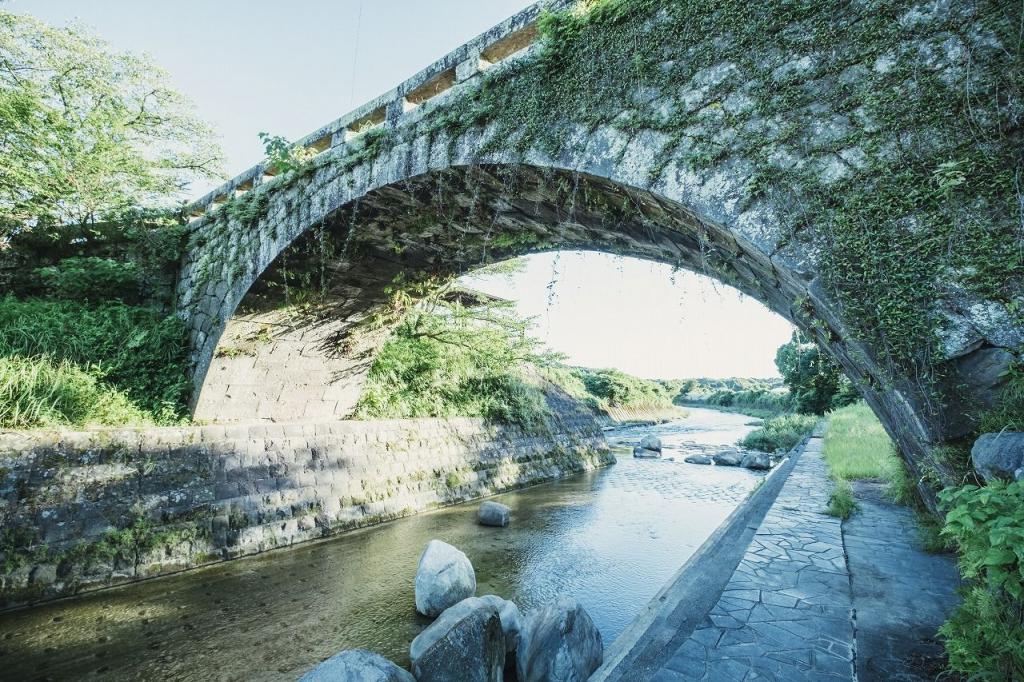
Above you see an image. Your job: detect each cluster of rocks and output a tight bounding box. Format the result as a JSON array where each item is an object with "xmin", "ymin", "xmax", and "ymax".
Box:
[
  {"xmin": 632, "ymin": 433, "xmax": 777, "ymax": 471},
  {"xmin": 303, "ymin": 535, "xmax": 603, "ymax": 681},
  {"xmin": 684, "ymin": 448, "xmax": 773, "ymax": 471}
]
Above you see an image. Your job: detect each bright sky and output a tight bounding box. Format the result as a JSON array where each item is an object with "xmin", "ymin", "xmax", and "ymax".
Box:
[{"xmin": 11, "ymin": 0, "xmax": 793, "ymax": 379}]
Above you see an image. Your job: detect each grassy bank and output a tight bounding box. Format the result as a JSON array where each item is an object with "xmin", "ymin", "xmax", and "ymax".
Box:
[
  {"xmin": 820, "ymin": 401, "xmax": 908, "ymax": 518},
  {"xmin": 0, "ymin": 295, "xmax": 190, "ymax": 428}
]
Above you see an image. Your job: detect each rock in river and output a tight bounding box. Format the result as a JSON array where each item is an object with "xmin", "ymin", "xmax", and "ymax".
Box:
[
  {"xmin": 410, "ymin": 597, "xmax": 505, "ymax": 682},
  {"xmin": 971, "ymin": 432, "xmax": 1024, "ymax": 483},
  {"xmin": 517, "ymin": 598, "xmax": 603, "ymax": 682},
  {"xmin": 741, "ymin": 452, "xmax": 771, "ymax": 470},
  {"xmin": 684, "ymin": 454, "xmax": 713, "ymax": 465},
  {"xmin": 633, "ymin": 446, "xmax": 662, "ymax": 459},
  {"xmin": 477, "ymin": 501, "xmax": 511, "ymax": 527},
  {"xmin": 639, "ymin": 434, "xmax": 662, "ymax": 452},
  {"xmin": 300, "ymin": 649, "xmax": 414, "ymax": 682},
  {"xmin": 712, "ymin": 451, "xmax": 743, "ymax": 467},
  {"xmin": 479, "ymin": 594, "xmax": 522, "ymax": 653},
  {"xmin": 415, "ymin": 540, "xmax": 476, "ymax": 617}
]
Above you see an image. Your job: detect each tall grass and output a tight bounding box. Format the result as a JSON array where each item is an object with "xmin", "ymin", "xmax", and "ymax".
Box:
[
  {"xmin": 0, "ymin": 296, "xmax": 189, "ymax": 426},
  {"xmin": 823, "ymin": 401, "xmax": 903, "ymax": 481},
  {"xmin": 0, "ymin": 356, "xmax": 150, "ymax": 428},
  {"xmin": 821, "ymin": 401, "xmax": 909, "ymax": 518},
  {"xmin": 739, "ymin": 412, "xmax": 819, "ymax": 452}
]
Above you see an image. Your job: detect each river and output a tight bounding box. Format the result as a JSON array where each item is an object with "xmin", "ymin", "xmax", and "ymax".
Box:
[{"xmin": 0, "ymin": 407, "xmax": 763, "ymax": 681}]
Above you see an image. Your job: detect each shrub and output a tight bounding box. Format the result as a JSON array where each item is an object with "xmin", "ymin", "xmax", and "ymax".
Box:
[
  {"xmin": 0, "ymin": 296, "xmax": 189, "ymax": 423},
  {"xmin": 354, "ymin": 300, "xmax": 551, "ymax": 429},
  {"xmin": 0, "ymin": 356, "xmax": 150, "ymax": 428},
  {"xmin": 577, "ymin": 367, "xmax": 675, "ymax": 409},
  {"xmin": 739, "ymin": 412, "xmax": 818, "ymax": 452},
  {"xmin": 980, "ymin": 361, "xmax": 1024, "ymax": 433},
  {"xmin": 939, "ymin": 482, "xmax": 1024, "ymax": 679},
  {"xmin": 826, "ymin": 479, "xmax": 857, "ymax": 519},
  {"xmin": 539, "ymin": 364, "xmax": 678, "ymax": 417},
  {"xmin": 35, "ymin": 257, "xmax": 140, "ymax": 303}
]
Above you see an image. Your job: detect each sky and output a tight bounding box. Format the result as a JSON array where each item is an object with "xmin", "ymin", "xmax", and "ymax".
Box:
[{"xmin": 11, "ymin": 0, "xmax": 793, "ymax": 379}]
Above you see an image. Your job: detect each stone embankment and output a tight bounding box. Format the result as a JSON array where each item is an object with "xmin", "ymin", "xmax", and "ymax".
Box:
[{"xmin": 0, "ymin": 404, "xmax": 610, "ymax": 609}]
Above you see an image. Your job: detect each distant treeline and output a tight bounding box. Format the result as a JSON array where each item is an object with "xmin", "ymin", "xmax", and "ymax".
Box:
[
  {"xmin": 540, "ymin": 365, "xmax": 680, "ymax": 416},
  {"xmin": 674, "ymin": 377, "xmax": 792, "ymax": 416}
]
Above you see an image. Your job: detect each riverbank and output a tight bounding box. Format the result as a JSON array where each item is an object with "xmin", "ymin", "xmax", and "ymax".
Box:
[
  {"xmin": 0, "ymin": 403, "xmax": 610, "ymax": 610},
  {"xmin": 0, "ymin": 411, "xmax": 766, "ymax": 680},
  {"xmin": 599, "ymin": 425, "xmax": 962, "ymax": 682},
  {"xmin": 673, "ymin": 400, "xmax": 783, "ymax": 421}
]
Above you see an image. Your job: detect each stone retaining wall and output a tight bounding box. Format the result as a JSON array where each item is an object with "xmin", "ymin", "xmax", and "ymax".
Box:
[{"xmin": 0, "ymin": 405, "xmax": 609, "ymax": 610}]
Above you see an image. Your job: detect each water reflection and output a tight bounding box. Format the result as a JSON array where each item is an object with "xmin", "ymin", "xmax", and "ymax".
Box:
[{"xmin": 0, "ymin": 408, "xmax": 761, "ymax": 681}]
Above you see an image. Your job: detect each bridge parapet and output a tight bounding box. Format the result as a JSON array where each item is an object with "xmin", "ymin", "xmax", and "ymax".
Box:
[{"xmin": 184, "ymin": 0, "xmax": 571, "ymax": 220}]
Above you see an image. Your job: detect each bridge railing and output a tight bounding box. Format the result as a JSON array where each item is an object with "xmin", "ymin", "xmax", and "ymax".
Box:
[{"xmin": 184, "ymin": 0, "xmax": 574, "ymax": 222}]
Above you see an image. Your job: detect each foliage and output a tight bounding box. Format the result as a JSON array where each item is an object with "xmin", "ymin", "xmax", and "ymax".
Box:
[
  {"xmin": 0, "ymin": 11, "xmax": 223, "ymax": 245},
  {"xmin": 354, "ymin": 280, "xmax": 551, "ymax": 429},
  {"xmin": 35, "ymin": 257, "xmax": 140, "ymax": 304},
  {"xmin": 739, "ymin": 412, "xmax": 818, "ymax": 453},
  {"xmin": 822, "ymin": 402, "xmax": 903, "ymax": 483},
  {"xmin": 826, "ymin": 479, "xmax": 857, "ymax": 520},
  {"xmin": 689, "ymin": 386, "xmax": 792, "ymax": 415},
  {"xmin": 0, "ymin": 296, "xmax": 189, "ymax": 424},
  {"xmin": 821, "ymin": 401, "xmax": 910, "ymax": 519},
  {"xmin": 979, "ymin": 361, "xmax": 1024, "ymax": 434},
  {"xmin": 258, "ymin": 132, "xmax": 317, "ymax": 175},
  {"xmin": 775, "ymin": 331, "xmax": 858, "ymax": 416},
  {"xmin": 0, "ymin": 355, "xmax": 150, "ymax": 428},
  {"xmin": 939, "ymin": 482, "xmax": 1024, "ymax": 679},
  {"xmin": 576, "ymin": 367, "xmax": 675, "ymax": 410},
  {"xmin": 540, "ymin": 364, "xmax": 677, "ymax": 417}
]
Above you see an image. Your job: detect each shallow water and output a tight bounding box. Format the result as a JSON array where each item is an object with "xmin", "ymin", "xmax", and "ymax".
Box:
[{"xmin": 0, "ymin": 407, "xmax": 761, "ymax": 681}]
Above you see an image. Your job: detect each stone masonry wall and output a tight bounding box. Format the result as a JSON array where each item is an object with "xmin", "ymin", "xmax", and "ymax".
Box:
[{"xmin": 0, "ymin": 406, "xmax": 610, "ymax": 610}]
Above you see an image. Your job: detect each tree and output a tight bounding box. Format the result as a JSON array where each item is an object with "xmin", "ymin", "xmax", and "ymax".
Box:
[
  {"xmin": 0, "ymin": 11, "xmax": 223, "ymax": 247},
  {"xmin": 775, "ymin": 331, "xmax": 858, "ymax": 415}
]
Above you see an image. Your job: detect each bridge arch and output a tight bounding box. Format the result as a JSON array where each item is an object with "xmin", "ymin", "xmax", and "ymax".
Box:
[
  {"xmin": 177, "ymin": 0, "xmax": 1022, "ymax": 503},
  {"xmin": 183, "ymin": 157, "xmax": 935, "ymax": 502}
]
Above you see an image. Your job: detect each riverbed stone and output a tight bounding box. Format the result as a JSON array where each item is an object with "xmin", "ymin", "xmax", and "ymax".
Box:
[
  {"xmin": 741, "ymin": 452, "xmax": 771, "ymax": 470},
  {"xmin": 479, "ymin": 594, "xmax": 522, "ymax": 653},
  {"xmin": 633, "ymin": 447, "xmax": 661, "ymax": 459},
  {"xmin": 300, "ymin": 649, "xmax": 414, "ymax": 682},
  {"xmin": 517, "ymin": 598, "xmax": 603, "ymax": 682},
  {"xmin": 712, "ymin": 451, "xmax": 743, "ymax": 467},
  {"xmin": 684, "ymin": 454, "xmax": 713, "ymax": 465},
  {"xmin": 640, "ymin": 435, "xmax": 662, "ymax": 452},
  {"xmin": 971, "ymin": 432, "xmax": 1024, "ymax": 483},
  {"xmin": 415, "ymin": 540, "xmax": 477, "ymax": 617},
  {"xmin": 410, "ymin": 597, "xmax": 505, "ymax": 682},
  {"xmin": 477, "ymin": 501, "xmax": 511, "ymax": 527}
]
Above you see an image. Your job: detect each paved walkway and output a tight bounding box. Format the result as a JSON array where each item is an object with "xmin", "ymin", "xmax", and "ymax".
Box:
[
  {"xmin": 603, "ymin": 436, "xmax": 961, "ymax": 681},
  {"xmin": 651, "ymin": 437, "xmax": 855, "ymax": 681},
  {"xmin": 846, "ymin": 481, "xmax": 961, "ymax": 680}
]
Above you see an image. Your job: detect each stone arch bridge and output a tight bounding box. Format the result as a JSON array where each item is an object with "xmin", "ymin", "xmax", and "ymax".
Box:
[{"xmin": 178, "ymin": 0, "xmax": 1022, "ymax": 496}]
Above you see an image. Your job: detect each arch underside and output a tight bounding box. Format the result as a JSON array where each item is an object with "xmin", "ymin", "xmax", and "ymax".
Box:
[{"xmin": 193, "ymin": 164, "xmax": 809, "ymax": 424}]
